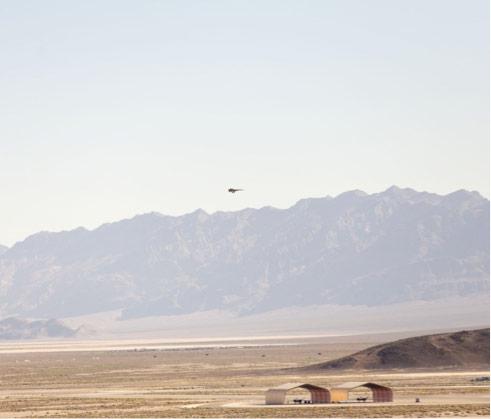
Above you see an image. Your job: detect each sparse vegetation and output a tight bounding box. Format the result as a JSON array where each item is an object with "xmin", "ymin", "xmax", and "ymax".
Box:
[{"xmin": 0, "ymin": 334, "xmax": 488, "ymax": 417}]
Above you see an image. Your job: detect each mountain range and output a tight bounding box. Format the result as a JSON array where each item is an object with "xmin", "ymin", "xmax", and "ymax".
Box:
[{"xmin": 0, "ymin": 186, "xmax": 488, "ymax": 321}]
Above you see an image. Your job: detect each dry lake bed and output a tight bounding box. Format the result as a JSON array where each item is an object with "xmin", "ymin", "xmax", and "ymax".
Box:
[{"xmin": 0, "ymin": 332, "xmax": 488, "ymax": 418}]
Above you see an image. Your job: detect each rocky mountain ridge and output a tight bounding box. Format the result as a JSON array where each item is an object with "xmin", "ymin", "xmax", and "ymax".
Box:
[{"xmin": 0, "ymin": 186, "xmax": 488, "ymax": 319}]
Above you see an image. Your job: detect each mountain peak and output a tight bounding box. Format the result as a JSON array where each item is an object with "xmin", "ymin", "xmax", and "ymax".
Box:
[
  {"xmin": 0, "ymin": 245, "xmax": 8, "ymax": 257},
  {"xmin": 293, "ymin": 195, "xmax": 333, "ymax": 210},
  {"xmin": 335, "ymin": 189, "xmax": 368, "ymax": 199},
  {"xmin": 133, "ymin": 211, "xmax": 165, "ymax": 219},
  {"xmin": 184, "ymin": 208, "xmax": 209, "ymax": 222},
  {"xmin": 445, "ymin": 189, "xmax": 484, "ymax": 200},
  {"xmin": 385, "ymin": 185, "xmax": 415, "ymax": 193},
  {"xmin": 189, "ymin": 208, "xmax": 208, "ymax": 216}
]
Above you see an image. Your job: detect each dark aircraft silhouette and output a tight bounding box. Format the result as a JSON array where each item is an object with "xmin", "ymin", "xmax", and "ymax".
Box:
[{"xmin": 228, "ymin": 188, "xmax": 243, "ymax": 193}]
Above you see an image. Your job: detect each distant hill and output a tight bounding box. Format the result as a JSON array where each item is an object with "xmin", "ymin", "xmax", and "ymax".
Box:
[
  {"xmin": 304, "ymin": 328, "xmax": 490, "ymax": 370},
  {"xmin": 0, "ymin": 317, "xmax": 77, "ymax": 340},
  {"xmin": 0, "ymin": 186, "xmax": 488, "ymax": 319},
  {"xmin": 0, "ymin": 245, "xmax": 7, "ymax": 256}
]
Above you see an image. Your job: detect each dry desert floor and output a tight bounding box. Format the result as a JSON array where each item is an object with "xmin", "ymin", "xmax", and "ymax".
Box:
[{"xmin": 0, "ymin": 332, "xmax": 488, "ymax": 418}]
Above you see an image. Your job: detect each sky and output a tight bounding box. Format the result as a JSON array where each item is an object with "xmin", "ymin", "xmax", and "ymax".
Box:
[{"xmin": 0, "ymin": 0, "xmax": 489, "ymax": 246}]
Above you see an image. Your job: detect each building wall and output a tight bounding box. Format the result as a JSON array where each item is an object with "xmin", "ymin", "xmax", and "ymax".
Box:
[
  {"xmin": 330, "ymin": 386, "xmax": 393, "ymax": 403},
  {"xmin": 330, "ymin": 388, "xmax": 349, "ymax": 402},
  {"xmin": 373, "ymin": 388, "xmax": 393, "ymax": 402},
  {"xmin": 265, "ymin": 389, "xmax": 286, "ymax": 405}
]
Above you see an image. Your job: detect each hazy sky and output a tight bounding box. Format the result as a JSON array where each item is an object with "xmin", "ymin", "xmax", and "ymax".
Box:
[{"xmin": 0, "ymin": 0, "xmax": 489, "ymax": 246}]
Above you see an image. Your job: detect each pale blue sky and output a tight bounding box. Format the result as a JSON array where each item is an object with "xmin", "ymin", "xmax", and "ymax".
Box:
[{"xmin": 0, "ymin": 0, "xmax": 489, "ymax": 246}]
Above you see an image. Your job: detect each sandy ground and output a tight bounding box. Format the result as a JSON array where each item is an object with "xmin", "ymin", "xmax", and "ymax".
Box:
[
  {"xmin": 0, "ymin": 331, "xmax": 420, "ymax": 354},
  {"xmin": 0, "ymin": 333, "xmax": 488, "ymax": 418}
]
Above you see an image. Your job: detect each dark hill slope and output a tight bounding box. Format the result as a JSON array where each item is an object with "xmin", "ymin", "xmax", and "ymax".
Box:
[
  {"xmin": 305, "ymin": 328, "xmax": 490, "ymax": 370},
  {"xmin": 0, "ymin": 317, "xmax": 77, "ymax": 340}
]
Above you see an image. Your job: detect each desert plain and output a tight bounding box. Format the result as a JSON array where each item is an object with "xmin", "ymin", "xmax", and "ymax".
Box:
[{"xmin": 0, "ymin": 332, "xmax": 488, "ymax": 418}]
